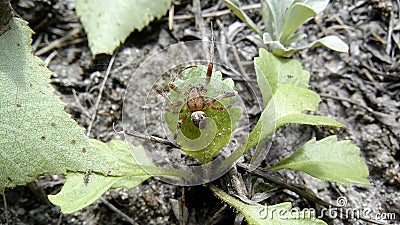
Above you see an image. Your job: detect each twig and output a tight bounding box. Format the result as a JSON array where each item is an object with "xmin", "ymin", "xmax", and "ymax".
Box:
[
  {"xmin": 237, "ymin": 163, "xmax": 333, "ymax": 208},
  {"xmin": 86, "ymin": 49, "xmax": 118, "ymax": 137},
  {"xmin": 192, "ymin": 0, "xmax": 208, "ymax": 58},
  {"xmin": 27, "ymin": 182, "xmax": 51, "ymax": 205},
  {"xmin": 124, "ymin": 129, "xmax": 180, "ymax": 148},
  {"xmin": 179, "ymin": 186, "xmax": 185, "ymax": 225},
  {"xmin": 35, "ymin": 26, "xmax": 82, "ymax": 56},
  {"xmin": 32, "ymin": 33, "xmax": 43, "ymax": 51},
  {"xmin": 112, "ymin": 122, "xmax": 179, "ymax": 148},
  {"xmin": 319, "ymin": 93, "xmax": 372, "ymax": 113},
  {"xmin": 71, "ymin": 89, "xmax": 91, "ymax": 118},
  {"xmin": 204, "ymin": 204, "xmax": 228, "ymax": 225},
  {"xmin": 386, "ymin": 10, "xmax": 394, "ymax": 55},
  {"xmin": 44, "ymin": 50, "xmax": 58, "ymax": 66},
  {"xmin": 348, "ymin": 0, "xmax": 367, "ymax": 11},
  {"xmin": 215, "ymin": 19, "xmax": 248, "ymax": 79},
  {"xmin": 56, "ymin": 213, "xmax": 63, "ymax": 225},
  {"xmin": 173, "ymin": 3, "xmax": 261, "ymax": 20},
  {"xmin": 2, "ymin": 190, "xmax": 9, "ymax": 225},
  {"xmin": 100, "ymin": 197, "xmax": 138, "ymax": 225},
  {"xmin": 397, "ymin": 0, "xmax": 400, "ymax": 18},
  {"xmin": 168, "ymin": 4, "xmax": 175, "ymax": 30}
]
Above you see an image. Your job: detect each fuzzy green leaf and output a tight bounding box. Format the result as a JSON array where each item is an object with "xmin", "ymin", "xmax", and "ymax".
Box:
[
  {"xmin": 247, "ymin": 49, "xmax": 343, "ymax": 159},
  {"xmin": 223, "ymin": 0, "xmax": 262, "ymax": 36},
  {"xmin": 246, "ymin": 84, "xmax": 343, "ymax": 163},
  {"xmin": 210, "ymin": 185, "xmax": 327, "ymax": 225},
  {"xmin": 270, "ymin": 136, "xmax": 370, "ymax": 186},
  {"xmin": 254, "ymin": 48, "xmax": 310, "ymax": 106},
  {"xmin": 298, "ymin": 36, "xmax": 349, "ymax": 53},
  {"xmin": 301, "ymin": 0, "xmax": 330, "ymax": 14},
  {"xmin": 48, "ymin": 171, "xmax": 151, "ymax": 214},
  {"xmin": 262, "ymin": 39, "xmax": 296, "ymax": 57},
  {"xmin": 280, "ymin": 3, "xmax": 316, "ymax": 44},
  {"xmin": 163, "ymin": 66, "xmax": 242, "ymax": 163},
  {"xmin": 261, "ymin": 0, "xmax": 294, "ymax": 39},
  {"xmin": 48, "ymin": 139, "xmax": 192, "ymax": 214},
  {"xmin": 264, "ymin": 37, "xmax": 349, "ymax": 57},
  {"xmin": 48, "ymin": 140, "xmax": 151, "ymax": 214},
  {"xmin": 0, "ymin": 18, "xmax": 111, "ymax": 190},
  {"xmin": 48, "ymin": 172, "xmax": 149, "ymax": 214},
  {"xmin": 76, "ymin": 0, "xmax": 171, "ymax": 55},
  {"xmin": 49, "ymin": 173, "xmax": 123, "ymax": 214},
  {"xmin": 259, "ymin": 0, "xmax": 347, "ymax": 56}
]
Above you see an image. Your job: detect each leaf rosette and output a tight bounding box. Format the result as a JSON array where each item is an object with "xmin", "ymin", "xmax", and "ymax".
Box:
[{"xmin": 224, "ymin": 0, "xmax": 349, "ymax": 56}]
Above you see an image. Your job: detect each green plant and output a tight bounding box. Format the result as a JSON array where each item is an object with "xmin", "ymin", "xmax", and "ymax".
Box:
[
  {"xmin": 162, "ymin": 65, "xmax": 242, "ymax": 163},
  {"xmin": 224, "ymin": 0, "xmax": 349, "ymax": 56},
  {"xmin": 0, "ymin": 0, "xmax": 370, "ymax": 224}
]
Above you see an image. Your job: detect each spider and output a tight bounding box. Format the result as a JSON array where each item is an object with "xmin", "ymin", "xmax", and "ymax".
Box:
[{"xmin": 157, "ymin": 33, "xmax": 236, "ymax": 132}]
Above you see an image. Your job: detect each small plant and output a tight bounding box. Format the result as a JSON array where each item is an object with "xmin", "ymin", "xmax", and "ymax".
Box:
[
  {"xmin": 159, "ymin": 64, "xmax": 242, "ymax": 163},
  {"xmin": 224, "ymin": 0, "xmax": 349, "ymax": 56}
]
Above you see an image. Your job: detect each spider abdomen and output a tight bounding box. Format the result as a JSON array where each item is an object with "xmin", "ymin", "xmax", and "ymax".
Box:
[
  {"xmin": 187, "ymin": 96, "xmax": 205, "ymax": 111},
  {"xmin": 187, "ymin": 84, "xmax": 206, "ymax": 112}
]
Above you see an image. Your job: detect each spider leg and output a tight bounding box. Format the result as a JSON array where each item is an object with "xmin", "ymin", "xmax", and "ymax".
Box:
[
  {"xmin": 168, "ymin": 82, "xmax": 183, "ymax": 94},
  {"xmin": 206, "ymin": 24, "xmax": 215, "ymax": 85},
  {"xmin": 173, "ymin": 113, "xmax": 190, "ymax": 140},
  {"xmin": 206, "ymin": 92, "xmax": 236, "ymax": 110},
  {"xmin": 156, "ymin": 89, "xmax": 184, "ymax": 108},
  {"xmin": 177, "ymin": 113, "xmax": 189, "ymax": 128},
  {"xmin": 169, "ymin": 65, "xmax": 198, "ymax": 94}
]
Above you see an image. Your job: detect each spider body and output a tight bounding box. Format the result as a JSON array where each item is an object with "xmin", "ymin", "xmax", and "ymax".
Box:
[
  {"xmin": 186, "ymin": 85, "xmax": 205, "ymax": 111},
  {"xmin": 185, "ymin": 84, "xmax": 207, "ymax": 127},
  {"xmin": 157, "ymin": 70, "xmax": 236, "ymax": 131},
  {"xmin": 157, "ymin": 28, "xmax": 236, "ymax": 135}
]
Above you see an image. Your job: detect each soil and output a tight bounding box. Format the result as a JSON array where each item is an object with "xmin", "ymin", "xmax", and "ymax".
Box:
[{"xmin": 1, "ymin": 0, "xmax": 399, "ymax": 224}]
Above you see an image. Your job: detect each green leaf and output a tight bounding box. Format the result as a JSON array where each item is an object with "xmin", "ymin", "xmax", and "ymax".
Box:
[
  {"xmin": 270, "ymin": 136, "xmax": 370, "ymax": 186},
  {"xmin": 48, "ymin": 139, "xmax": 192, "ymax": 213},
  {"xmin": 301, "ymin": 0, "xmax": 330, "ymax": 14},
  {"xmin": 280, "ymin": 3, "xmax": 316, "ymax": 44},
  {"xmin": 262, "ymin": 39, "xmax": 296, "ymax": 57},
  {"xmin": 297, "ymin": 36, "xmax": 349, "ymax": 53},
  {"xmin": 264, "ymin": 36, "xmax": 349, "ymax": 57},
  {"xmin": 163, "ymin": 66, "xmax": 242, "ymax": 163},
  {"xmin": 0, "ymin": 17, "xmax": 182, "ymax": 193},
  {"xmin": 246, "ymin": 84, "xmax": 343, "ymax": 162},
  {"xmin": 223, "ymin": 0, "xmax": 262, "ymax": 36},
  {"xmin": 210, "ymin": 185, "xmax": 327, "ymax": 225},
  {"xmin": 48, "ymin": 140, "xmax": 151, "ymax": 214},
  {"xmin": 285, "ymin": 32, "xmax": 307, "ymax": 44},
  {"xmin": 247, "ymin": 49, "xmax": 342, "ymax": 163},
  {"xmin": 258, "ymin": 0, "xmax": 338, "ymax": 56},
  {"xmin": 48, "ymin": 172, "xmax": 150, "ymax": 214},
  {"xmin": 76, "ymin": 0, "xmax": 172, "ymax": 55},
  {"xmin": 0, "ymin": 18, "xmax": 107, "ymax": 190},
  {"xmin": 48, "ymin": 172, "xmax": 123, "ymax": 214},
  {"xmin": 254, "ymin": 48, "xmax": 310, "ymax": 106},
  {"xmin": 261, "ymin": 0, "xmax": 295, "ymax": 40}
]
